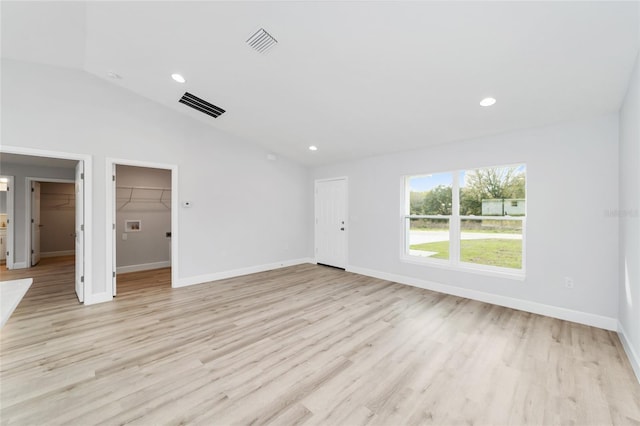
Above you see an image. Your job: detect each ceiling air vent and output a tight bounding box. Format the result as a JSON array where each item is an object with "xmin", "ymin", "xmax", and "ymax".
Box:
[
  {"xmin": 246, "ymin": 28, "xmax": 278, "ymax": 53},
  {"xmin": 178, "ymin": 92, "xmax": 225, "ymax": 119}
]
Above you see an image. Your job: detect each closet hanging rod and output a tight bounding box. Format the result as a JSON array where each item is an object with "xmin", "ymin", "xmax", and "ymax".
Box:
[
  {"xmin": 116, "ymin": 186, "xmax": 171, "ymax": 191},
  {"xmin": 116, "ymin": 185, "xmax": 171, "ymax": 211}
]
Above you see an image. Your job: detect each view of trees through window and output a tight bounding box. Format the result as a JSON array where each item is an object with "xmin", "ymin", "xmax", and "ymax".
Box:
[{"xmin": 406, "ymin": 165, "xmax": 526, "ymax": 271}]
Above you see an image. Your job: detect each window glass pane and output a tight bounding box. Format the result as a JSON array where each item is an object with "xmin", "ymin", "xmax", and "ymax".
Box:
[
  {"xmin": 460, "ymin": 219, "xmax": 523, "ymax": 269},
  {"xmin": 407, "ymin": 218, "xmax": 450, "ymax": 260},
  {"xmin": 459, "ymin": 165, "xmax": 526, "ymax": 216},
  {"xmin": 408, "ymin": 173, "xmax": 453, "ymax": 215}
]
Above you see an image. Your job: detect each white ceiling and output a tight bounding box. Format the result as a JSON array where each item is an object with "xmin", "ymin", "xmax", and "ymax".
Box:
[{"xmin": 2, "ymin": 1, "xmax": 639, "ymax": 166}]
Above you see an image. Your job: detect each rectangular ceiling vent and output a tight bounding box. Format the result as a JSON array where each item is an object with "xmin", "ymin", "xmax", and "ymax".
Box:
[
  {"xmin": 178, "ymin": 92, "xmax": 225, "ymax": 119},
  {"xmin": 246, "ymin": 28, "xmax": 278, "ymax": 53}
]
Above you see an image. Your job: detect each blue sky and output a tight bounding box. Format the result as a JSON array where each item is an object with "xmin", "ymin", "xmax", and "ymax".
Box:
[
  {"xmin": 409, "ymin": 165, "xmax": 525, "ymax": 192},
  {"xmin": 409, "ymin": 172, "xmax": 457, "ymax": 192}
]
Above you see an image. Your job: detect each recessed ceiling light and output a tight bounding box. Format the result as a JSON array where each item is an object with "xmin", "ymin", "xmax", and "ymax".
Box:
[
  {"xmin": 480, "ymin": 97, "xmax": 496, "ymax": 107},
  {"xmin": 309, "ymin": 145, "xmax": 318, "ymax": 151},
  {"xmin": 106, "ymin": 71, "xmax": 122, "ymax": 79},
  {"xmin": 171, "ymin": 73, "xmax": 186, "ymax": 83}
]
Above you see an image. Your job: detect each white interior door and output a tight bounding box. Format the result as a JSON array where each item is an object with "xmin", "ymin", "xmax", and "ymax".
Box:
[
  {"xmin": 75, "ymin": 161, "xmax": 84, "ymax": 303},
  {"xmin": 315, "ymin": 178, "xmax": 347, "ymax": 269},
  {"xmin": 31, "ymin": 181, "xmax": 41, "ymax": 266}
]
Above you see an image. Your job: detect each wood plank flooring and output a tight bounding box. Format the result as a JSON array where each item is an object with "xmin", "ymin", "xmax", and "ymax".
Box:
[{"xmin": 1, "ymin": 257, "xmax": 639, "ymax": 425}]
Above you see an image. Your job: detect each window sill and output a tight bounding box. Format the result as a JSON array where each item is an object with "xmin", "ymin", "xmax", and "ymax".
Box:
[{"xmin": 400, "ymin": 256, "xmax": 526, "ymax": 281}]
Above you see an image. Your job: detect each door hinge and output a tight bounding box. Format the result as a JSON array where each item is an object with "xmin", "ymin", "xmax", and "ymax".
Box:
[
  {"xmin": 81, "ymin": 276, "xmax": 84, "ymax": 283},
  {"xmin": 113, "ymin": 271, "xmax": 116, "ymax": 278},
  {"xmin": 31, "ymin": 218, "xmax": 34, "ymax": 223},
  {"xmin": 6, "ymin": 219, "xmax": 9, "ymax": 224},
  {"xmin": 31, "ymin": 187, "xmax": 34, "ymax": 192},
  {"xmin": 6, "ymin": 186, "xmax": 9, "ymax": 192},
  {"xmin": 81, "ymin": 224, "xmax": 84, "ymax": 231},
  {"xmin": 112, "ymin": 224, "xmax": 115, "ymax": 230},
  {"xmin": 80, "ymin": 173, "xmax": 84, "ymax": 180},
  {"xmin": 31, "ymin": 249, "xmax": 34, "ymax": 254},
  {"xmin": 112, "ymin": 175, "xmax": 116, "ymax": 182}
]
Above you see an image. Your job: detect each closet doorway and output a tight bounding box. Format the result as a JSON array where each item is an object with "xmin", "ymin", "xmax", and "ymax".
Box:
[
  {"xmin": 28, "ymin": 179, "xmax": 76, "ymax": 266},
  {"xmin": 107, "ymin": 160, "xmax": 178, "ymax": 296}
]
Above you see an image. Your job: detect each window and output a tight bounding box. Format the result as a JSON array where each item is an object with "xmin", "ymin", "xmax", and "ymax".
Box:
[{"xmin": 404, "ymin": 164, "xmax": 526, "ymax": 275}]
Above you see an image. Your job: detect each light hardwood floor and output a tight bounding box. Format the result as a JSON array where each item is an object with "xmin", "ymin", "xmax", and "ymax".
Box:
[{"xmin": 1, "ymin": 257, "xmax": 639, "ymax": 425}]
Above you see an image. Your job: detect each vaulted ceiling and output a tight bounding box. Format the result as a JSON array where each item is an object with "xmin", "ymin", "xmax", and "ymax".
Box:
[{"xmin": 2, "ymin": 1, "xmax": 639, "ymax": 166}]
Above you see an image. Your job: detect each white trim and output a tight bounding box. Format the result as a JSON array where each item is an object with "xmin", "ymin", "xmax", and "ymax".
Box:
[
  {"xmin": 176, "ymin": 258, "xmax": 313, "ymax": 288},
  {"xmin": 117, "ymin": 261, "xmax": 171, "ymax": 274},
  {"xmin": 11, "ymin": 261, "xmax": 27, "ymax": 269},
  {"xmin": 106, "ymin": 158, "xmax": 178, "ymax": 296},
  {"xmin": 618, "ymin": 321, "xmax": 640, "ymax": 384},
  {"xmin": 41, "ymin": 250, "xmax": 75, "ymax": 258},
  {"xmin": 0, "ymin": 146, "xmax": 91, "ymax": 303},
  {"xmin": 84, "ymin": 292, "xmax": 113, "ymax": 305},
  {"xmin": 347, "ymin": 265, "xmax": 618, "ymax": 331}
]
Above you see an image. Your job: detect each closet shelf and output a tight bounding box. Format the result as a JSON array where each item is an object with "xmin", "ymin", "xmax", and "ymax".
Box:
[
  {"xmin": 116, "ymin": 186, "xmax": 171, "ymax": 210},
  {"xmin": 41, "ymin": 192, "xmax": 75, "ymax": 209}
]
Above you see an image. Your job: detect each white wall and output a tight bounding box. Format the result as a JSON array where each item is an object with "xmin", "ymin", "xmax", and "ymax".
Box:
[
  {"xmin": 40, "ymin": 182, "xmax": 75, "ymax": 254},
  {"xmin": 619, "ymin": 51, "xmax": 640, "ymax": 380},
  {"xmin": 116, "ymin": 165, "xmax": 171, "ymax": 271},
  {"xmin": 313, "ymin": 114, "xmax": 620, "ymax": 327},
  {"xmin": 1, "ymin": 59, "xmax": 312, "ymax": 299},
  {"xmin": 0, "ymin": 162, "xmax": 75, "ymax": 266}
]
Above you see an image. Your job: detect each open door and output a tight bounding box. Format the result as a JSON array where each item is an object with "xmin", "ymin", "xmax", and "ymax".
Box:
[
  {"xmin": 31, "ymin": 181, "xmax": 41, "ymax": 266},
  {"xmin": 111, "ymin": 164, "xmax": 117, "ymax": 296},
  {"xmin": 75, "ymin": 161, "xmax": 84, "ymax": 303}
]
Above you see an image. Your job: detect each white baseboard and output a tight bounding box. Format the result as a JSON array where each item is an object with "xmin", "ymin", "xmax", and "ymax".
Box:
[
  {"xmin": 176, "ymin": 257, "xmax": 313, "ymax": 288},
  {"xmin": 10, "ymin": 262, "xmax": 28, "ymax": 270},
  {"xmin": 347, "ymin": 265, "xmax": 618, "ymax": 331},
  {"xmin": 84, "ymin": 291, "xmax": 113, "ymax": 305},
  {"xmin": 41, "ymin": 250, "xmax": 75, "ymax": 258},
  {"xmin": 618, "ymin": 321, "xmax": 640, "ymax": 384},
  {"xmin": 117, "ymin": 261, "xmax": 171, "ymax": 274}
]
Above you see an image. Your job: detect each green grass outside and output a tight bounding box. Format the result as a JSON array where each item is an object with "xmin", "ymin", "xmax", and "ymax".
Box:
[{"xmin": 409, "ymin": 239, "xmax": 522, "ymax": 269}]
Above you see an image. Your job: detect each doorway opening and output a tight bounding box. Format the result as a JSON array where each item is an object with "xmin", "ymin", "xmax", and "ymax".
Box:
[
  {"xmin": 107, "ymin": 160, "xmax": 177, "ymax": 296},
  {"xmin": 0, "ymin": 176, "xmax": 14, "ymax": 270},
  {"xmin": 0, "ymin": 150, "xmax": 88, "ymax": 304},
  {"xmin": 28, "ymin": 179, "xmax": 75, "ymax": 267}
]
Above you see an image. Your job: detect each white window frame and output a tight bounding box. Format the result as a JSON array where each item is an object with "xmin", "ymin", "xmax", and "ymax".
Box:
[{"xmin": 401, "ymin": 165, "xmax": 526, "ymax": 280}]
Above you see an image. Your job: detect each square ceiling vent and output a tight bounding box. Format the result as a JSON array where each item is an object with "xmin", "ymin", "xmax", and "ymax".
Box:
[{"xmin": 246, "ymin": 28, "xmax": 278, "ymax": 53}]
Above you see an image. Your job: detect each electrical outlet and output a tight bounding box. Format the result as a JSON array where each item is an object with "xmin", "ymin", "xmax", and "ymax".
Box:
[{"xmin": 564, "ymin": 277, "xmax": 574, "ymax": 289}]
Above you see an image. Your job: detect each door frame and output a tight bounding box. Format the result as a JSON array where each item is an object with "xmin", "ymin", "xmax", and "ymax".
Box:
[
  {"xmin": 1, "ymin": 145, "xmax": 91, "ymax": 302},
  {"xmin": 26, "ymin": 178, "xmax": 75, "ymax": 266},
  {"xmin": 314, "ymin": 176, "xmax": 349, "ymax": 269},
  {"xmin": 1, "ymin": 175, "xmax": 15, "ymax": 269},
  {"xmin": 106, "ymin": 158, "xmax": 178, "ymax": 294}
]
